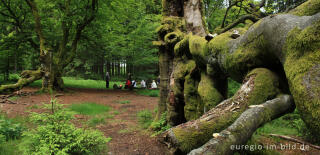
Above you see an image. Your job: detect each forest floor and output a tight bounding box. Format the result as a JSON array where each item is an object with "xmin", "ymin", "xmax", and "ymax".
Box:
[
  {"xmin": 0, "ymin": 87, "xmax": 169, "ymax": 155},
  {"xmin": 1, "ymin": 87, "xmax": 320, "ymax": 155}
]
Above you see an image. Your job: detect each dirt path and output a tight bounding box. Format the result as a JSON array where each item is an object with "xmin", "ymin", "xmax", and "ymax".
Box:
[{"xmin": 0, "ymin": 87, "xmax": 169, "ymax": 155}]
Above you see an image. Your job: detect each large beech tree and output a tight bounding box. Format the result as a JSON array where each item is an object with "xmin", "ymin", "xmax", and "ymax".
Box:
[
  {"xmin": 0, "ymin": 0, "xmax": 98, "ymax": 92},
  {"xmin": 155, "ymin": 0, "xmax": 320, "ymax": 154}
]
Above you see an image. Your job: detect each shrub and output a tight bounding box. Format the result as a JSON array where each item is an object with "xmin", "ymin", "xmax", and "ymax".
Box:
[
  {"xmin": 20, "ymin": 101, "xmax": 111, "ymax": 155},
  {"xmin": 0, "ymin": 116, "xmax": 24, "ymax": 140},
  {"xmin": 137, "ymin": 110, "xmax": 153, "ymax": 129}
]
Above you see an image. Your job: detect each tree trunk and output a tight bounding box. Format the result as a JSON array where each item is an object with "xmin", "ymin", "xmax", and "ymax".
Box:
[
  {"xmin": 157, "ymin": 0, "xmax": 320, "ymax": 153},
  {"xmin": 159, "ymin": 68, "xmax": 281, "ymax": 154}
]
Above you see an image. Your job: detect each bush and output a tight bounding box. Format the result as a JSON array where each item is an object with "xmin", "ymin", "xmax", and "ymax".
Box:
[
  {"xmin": 137, "ymin": 110, "xmax": 153, "ymax": 129},
  {"xmin": 20, "ymin": 101, "xmax": 111, "ymax": 155},
  {"xmin": 0, "ymin": 116, "xmax": 24, "ymax": 140}
]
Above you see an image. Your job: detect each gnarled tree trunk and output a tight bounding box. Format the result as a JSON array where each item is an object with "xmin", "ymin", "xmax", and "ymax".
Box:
[{"xmin": 157, "ymin": 0, "xmax": 320, "ymax": 154}]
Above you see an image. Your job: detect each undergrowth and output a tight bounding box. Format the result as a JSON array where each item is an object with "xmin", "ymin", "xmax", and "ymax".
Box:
[{"xmin": 20, "ymin": 100, "xmax": 111, "ymax": 155}]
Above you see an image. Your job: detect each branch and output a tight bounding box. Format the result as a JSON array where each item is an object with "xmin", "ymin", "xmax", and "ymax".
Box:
[
  {"xmin": 268, "ymin": 134, "xmax": 320, "ymax": 150},
  {"xmin": 0, "ymin": 69, "xmax": 43, "ymax": 94},
  {"xmin": 219, "ymin": 14, "xmax": 260, "ymax": 34},
  {"xmin": 62, "ymin": 0, "xmax": 97, "ymax": 67}
]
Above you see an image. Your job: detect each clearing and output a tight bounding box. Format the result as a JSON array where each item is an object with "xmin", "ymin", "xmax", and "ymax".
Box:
[{"xmin": 1, "ymin": 87, "xmax": 168, "ymax": 155}]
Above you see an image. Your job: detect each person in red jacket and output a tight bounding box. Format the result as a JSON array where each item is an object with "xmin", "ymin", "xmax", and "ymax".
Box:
[{"xmin": 125, "ymin": 79, "xmax": 131, "ymax": 89}]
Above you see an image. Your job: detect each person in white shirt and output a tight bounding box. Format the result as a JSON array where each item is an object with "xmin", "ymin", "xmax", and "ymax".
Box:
[
  {"xmin": 140, "ymin": 80, "xmax": 146, "ymax": 88},
  {"xmin": 151, "ymin": 80, "xmax": 157, "ymax": 89},
  {"xmin": 132, "ymin": 80, "xmax": 137, "ymax": 88}
]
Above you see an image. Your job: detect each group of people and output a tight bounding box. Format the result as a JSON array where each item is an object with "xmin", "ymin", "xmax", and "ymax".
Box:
[{"xmin": 105, "ymin": 72, "xmax": 158, "ymax": 90}]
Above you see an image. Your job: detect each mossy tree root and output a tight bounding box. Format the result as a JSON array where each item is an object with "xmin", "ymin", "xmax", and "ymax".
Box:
[
  {"xmin": 188, "ymin": 95, "xmax": 294, "ymax": 155},
  {"xmin": 158, "ymin": 68, "xmax": 281, "ymax": 154},
  {"xmin": 0, "ymin": 69, "xmax": 43, "ymax": 94}
]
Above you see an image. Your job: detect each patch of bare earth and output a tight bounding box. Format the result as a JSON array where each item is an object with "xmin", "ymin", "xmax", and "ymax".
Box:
[{"xmin": 0, "ymin": 87, "xmax": 169, "ymax": 155}]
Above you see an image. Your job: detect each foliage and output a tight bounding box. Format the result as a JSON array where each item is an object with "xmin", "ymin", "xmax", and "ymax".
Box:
[
  {"xmin": 150, "ymin": 112, "xmax": 171, "ymax": 136},
  {"xmin": 69, "ymin": 102, "xmax": 111, "ymax": 115},
  {"xmin": 228, "ymin": 78, "xmax": 241, "ymax": 98},
  {"xmin": 137, "ymin": 110, "xmax": 153, "ymax": 129},
  {"xmin": 20, "ymin": 102, "xmax": 111, "ymax": 155},
  {"xmin": 0, "ymin": 116, "xmax": 24, "ymax": 141}
]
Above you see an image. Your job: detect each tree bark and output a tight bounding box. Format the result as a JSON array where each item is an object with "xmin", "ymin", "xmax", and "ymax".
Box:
[{"xmin": 188, "ymin": 95, "xmax": 294, "ymax": 155}]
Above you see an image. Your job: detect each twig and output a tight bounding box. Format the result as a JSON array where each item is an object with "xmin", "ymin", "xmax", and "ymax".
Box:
[{"xmin": 269, "ymin": 134, "xmax": 320, "ymax": 150}]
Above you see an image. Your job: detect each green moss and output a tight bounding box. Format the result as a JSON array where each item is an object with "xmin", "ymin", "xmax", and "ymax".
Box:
[
  {"xmin": 198, "ymin": 72, "xmax": 223, "ymax": 111},
  {"xmin": 189, "ymin": 35, "xmax": 209, "ymax": 67},
  {"xmin": 290, "ymin": 0, "xmax": 320, "ymax": 16},
  {"xmin": 222, "ymin": 34, "xmax": 275, "ymax": 81},
  {"xmin": 245, "ymin": 68, "xmax": 280, "ymax": 105},
  {"xmin": 183, "ymin": 73, "xmax": 201, "ymax": 121},
  {"xmin": 156, "ymin": 16, "xmax": 186, "ymax": 40},
  {"xmin": 284, "ymin": 21, "xmax": 320, "ymax": 139},
  {"xmin": 208, "ymin": 31, "xmax": 233, "ymax": 57},
  {"xmin": 172, "ymin": 110, "xmax": 240, "ymax": 153},
  {"xmin": 174, "ymin": 34, "xmax": 190, "ymax": 56},
  {"xmin": 164, "ymin": 31, "xmax": 184, "ymax": 45}
]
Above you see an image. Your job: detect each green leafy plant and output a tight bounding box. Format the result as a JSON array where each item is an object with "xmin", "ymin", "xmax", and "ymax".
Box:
[
  {"xmin": 20, "ymin": 100, "xmax": 111, "ymax": 155},
  {"xmin": 0, "ymin": 116, "xmax": 24, "ymax": 140},
  {"xmin": 137, "ymin": 110, "xmax": 153, "ymax": 129},
  {"xmin": 118, "ymin": 100, "xmax": 131, "ymax": 104},
  {"xmin": 150, "ymin": 112, "xmax": 171, "ymax": 136}
]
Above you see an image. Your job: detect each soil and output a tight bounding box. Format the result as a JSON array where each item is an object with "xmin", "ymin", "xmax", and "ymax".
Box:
[
  {"xmin": 1, "ymin": 87, "xmax": 319, "ymax": 155},
  {"xmin": 0, "ymin": 87, "xmax": 169, "ymax": 155}
]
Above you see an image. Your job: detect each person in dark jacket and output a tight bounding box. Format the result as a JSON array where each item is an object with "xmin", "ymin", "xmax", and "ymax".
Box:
[{"xmin": 106, "ymin": 72, "xmax": 110, "ymax": 88}]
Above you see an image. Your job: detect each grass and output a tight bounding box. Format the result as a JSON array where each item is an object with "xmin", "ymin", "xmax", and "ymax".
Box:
[
  {"xmin": 29, "ymin": 77, "xmax": 123, "ymax": 90},
  {"xmin": 0, "ymin": 139, "xmax": 22, "ymax": 155},
  {"xmin": 118, "ymin": 100, "xmax": 131, "ymax": 104},
  {"xmin": 8, "ymin": 96, "xmax": 19, "ymax": 101},
  {"xmin": 135, "ymin": 89, "xmax": 159, "ymax": 97},
  {"xmin": 255, "ymin": 109, "xmax": 306, "ymax": 137},
  {"xmin": 137, "ymin": 110, "xmax": 153, "ymax": 129},
  {"xmin": 68, "ymin": 102, "xmax": 111, "ymax": 115},
  {"xmin": 87, "ymin": 116, "xmax": 106, "ymax": 127}
]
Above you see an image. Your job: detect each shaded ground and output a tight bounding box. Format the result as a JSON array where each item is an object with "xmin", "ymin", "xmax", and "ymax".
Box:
[{"xmin": 1, "ymin": 87, "xmax": 168, "ymax": 155}]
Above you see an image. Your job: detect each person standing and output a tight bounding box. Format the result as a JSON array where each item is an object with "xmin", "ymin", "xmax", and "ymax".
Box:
[{"xmin": 106, "ymin": 72, "xmax": 110, "ymax": 88}]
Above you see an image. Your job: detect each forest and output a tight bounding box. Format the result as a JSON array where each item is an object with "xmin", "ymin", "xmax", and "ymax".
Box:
[{"xmin": 0, "ymin": 0, "xmax": 319, "ymax": 154}]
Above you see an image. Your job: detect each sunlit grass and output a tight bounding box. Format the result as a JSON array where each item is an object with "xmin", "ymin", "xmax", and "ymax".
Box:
[
  {"xmin": 68, "ymin": 102, "xmax": 111, "ymax": 115},
  {"xmin": 29, "ymin": 77, "xmax": 123, "ymax": 89},
  {"xmin": 135, "ymin": 89, "xmax": 159, "ymax": 97}
]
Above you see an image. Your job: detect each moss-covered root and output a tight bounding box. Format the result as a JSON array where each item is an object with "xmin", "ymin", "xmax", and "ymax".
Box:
[
  {"xmin": 188, "ymin": 95, "xmax": 294, "ymax": 155},
  {"xmin": 198, "ymin": 72, "xmax": 223, "ymax": 112},
  {"xmin": 284, "ymin": 20, "xmax": 320, "ymax": 139},
  {"xmin": 0, "ymin": 69, "xmax": 43, "ymax": 94},
  {"xmin": 159, "ymin": 68, "xmax": 281, "ymax": 154}
]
